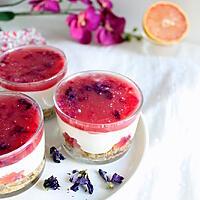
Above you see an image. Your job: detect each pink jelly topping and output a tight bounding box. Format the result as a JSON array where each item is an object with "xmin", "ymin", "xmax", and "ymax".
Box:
[
  {"xmin": 0, "ymin": 95, "xmax": 41, "ymax": 156},
  {"xmin": 0, "ymin": 46, "xmax": 66, "ymax": 91},
  {"xmin": 56, "ymin": 73, "xmax": 142, "ymax": 127}
]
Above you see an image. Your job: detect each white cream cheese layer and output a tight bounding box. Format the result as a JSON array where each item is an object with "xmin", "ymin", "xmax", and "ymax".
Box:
[
  {"xmin": 57, "ymin": 115, "xmax": 140, "ymax": 154},
  {"xmin": 1, "ymin": 84, "xmax": 57, "ymax": 110},
  {"xmin": 24, "ymin": 85, "xmax": 57, "ymax": 109},
  {"xmin": 0, "ymin": 134, "xmax": 45, "ymax": 178}
]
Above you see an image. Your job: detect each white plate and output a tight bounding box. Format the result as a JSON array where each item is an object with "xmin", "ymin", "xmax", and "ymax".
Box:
[{"xmin": 7, "ymin": 115, "xmax": 148, "ymax": 200}]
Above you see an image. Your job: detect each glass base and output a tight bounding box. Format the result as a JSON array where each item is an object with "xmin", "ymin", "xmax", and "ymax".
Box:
[
  {"xmin": 43, "ymin": 107, "xmax": 55, "ymax": 120},
  {"xmin": 0, "ymin": 157, "xmax": 45, "ymax": 198},
  {"xmin": 62, "ymin": 141, "xmax": 132, "ymax": 164}
]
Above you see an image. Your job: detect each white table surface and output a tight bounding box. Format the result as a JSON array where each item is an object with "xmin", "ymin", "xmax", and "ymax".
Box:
[{"xmin": 1, "ymin": 1, "xmax": 200, "ymax": 200}]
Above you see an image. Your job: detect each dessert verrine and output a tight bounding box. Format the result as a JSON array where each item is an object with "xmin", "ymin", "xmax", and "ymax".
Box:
[
  {"xmin": 0, "ymin": 92, "xmax": 45, "ymax": 197},
  {"xmin": 54, "ymin": 71, "xmax": 143, "ymax": 163},
  {"xmin": 0, "ymin": 45, "xmax": 67, "ymax": 119}
]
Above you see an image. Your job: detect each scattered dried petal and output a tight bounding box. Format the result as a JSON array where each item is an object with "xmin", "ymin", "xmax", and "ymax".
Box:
[
  {"xmin": 98, "ymin": 169, "xmax": 124, "ymax": 188},
  {"xmin": 98, "ymin": 169, "xmax": 110, "ymax": 182},
  {"xmin": 43, "ymin": 175, "xmax": 60, "ymax": 190},
  {"xmin": 68, "ymin": 169, "xmax": 94, "ymax": 194},
  {"xmin": 111, "ymin": 173, "xmax": 124, "ymax": 184},
  {"xmin": 50, "ymin": 146, "xmax": 65, "ymax": 163}
]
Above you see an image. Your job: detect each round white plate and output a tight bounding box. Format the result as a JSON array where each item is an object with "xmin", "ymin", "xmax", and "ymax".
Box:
[{"xmin": 7, "ymin": 115, "xmax": 148, "ymax": 200}]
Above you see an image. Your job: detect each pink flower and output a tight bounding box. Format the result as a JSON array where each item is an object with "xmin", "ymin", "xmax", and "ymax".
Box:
[
  {"xmin": 68, "ymin": 0, "xmax": 92, "ymax": 5},
  {"xmin": 95, "ymin": 10, "xmax": 126, "ymax": 45},
  {"xmin": 66, "ymin": 7, "xmax": 100, "ymax": 44},
  {"xmin": 97, "ymin": 0, "xmax": 113, "ymax": 9},
  {"xmin": 29, "ymin": 0, "xmax": 60, "ymax": 13}
]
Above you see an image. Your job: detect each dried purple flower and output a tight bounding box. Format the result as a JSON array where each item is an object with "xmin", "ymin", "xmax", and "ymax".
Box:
[
  {"xmin": 98, "ymin": 169, "xmax": 124, "ymax": 188},
  {"xmin": 111, "ymin": 173, "xmax": 124, "ymax": 184},
  {"xmin": 98, "ymin": 169, "xmax": 110, "ymax": 182},
  {"xmin": 50, "ymin": 146, "xmax": 65, "ymax": 163},
  {"xmin": 70, "ymin": 182, "xmax": 80, "ymax": 192},
  {"xmin": 68, "ymin": 170, "xmax": 94, "ymax": 194},
  {"xmin": 87, "ymin": 178, "xmax": 94, "ymax": 194},
  {"xmin": 43, "ymin": 175, "xmax": 60, "ymax": 190}
]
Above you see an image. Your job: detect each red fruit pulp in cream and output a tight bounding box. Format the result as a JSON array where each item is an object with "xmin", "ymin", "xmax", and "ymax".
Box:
[
  {"xmin": 0, "ymin": 95, "xmax": 40, "ymax": 156},
  {"xmin": 56, "ymin": 73, "xmax": 141, "ymax": 125}
]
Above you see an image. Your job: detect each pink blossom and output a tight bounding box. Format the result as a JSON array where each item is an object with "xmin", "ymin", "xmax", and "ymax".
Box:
[
  {"xmin": 97, "ymin": 0, "xmax": 113, "ymax": 9},
  {"xmin": 95, "ymin": 10, "xmax": 126, "ymax": 45},
  {"xmin": 66, "ymin": 7, "xmax": 100, "ymax": 44},
  {"xmin": 68, "ymin": 0, "xmax": 92, "ymax": 5},
  {"xmin": 29, "ymin": 0, "xmax": 60, "ymax": 13}
]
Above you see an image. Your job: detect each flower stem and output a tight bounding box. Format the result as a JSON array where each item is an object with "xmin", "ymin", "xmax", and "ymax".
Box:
[
  {"xmin": 0, "ymin": 0, "xmax": 25, "ymax": 7},
  {"xmin": 15, "ymin": 9, "xmax": 83, "ymax": 17}
]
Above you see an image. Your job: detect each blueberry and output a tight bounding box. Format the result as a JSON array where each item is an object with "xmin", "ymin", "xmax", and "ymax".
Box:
[
  {"xmin": 0, "ymin": 143, "xmax": 9, "ymax": 150},
  {"xmin": 65, "ymin": 87, "xmax": 76, "ymax": 101},
  {"xmin": 18, "ymin": 98, "xmax": 32, "ymax": 110},
  {"xmin": 84, "ymin": 85, "xmax": 93, "ymax": 91},
  {"xmin": 113, "ymin": 110, "xmax": 121, "ymax": 120},
  {"xmin": 104, "ymin": 90, "xmax": 113, "ymax": 99},
  {"xmin": 13, "ymin": 125, "xmax": 26, "ymax": 134}
]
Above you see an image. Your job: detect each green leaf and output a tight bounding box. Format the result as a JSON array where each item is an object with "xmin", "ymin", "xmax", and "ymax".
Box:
[{"xmin": 0, "ymin": 12, "xmax": 15, "ymax": 21}]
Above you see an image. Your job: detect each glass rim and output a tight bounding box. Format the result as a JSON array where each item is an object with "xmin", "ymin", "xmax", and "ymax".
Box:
[
  {"xmin": 0, "ymin": 91, "xmax": 44, "ymax": 159},
  {"xmin": 54, "ymin": 70, "xmax": 143, "ymax": 128},
  {"xmin": 0, "ymin": 44, "xmax": 67, "ymax": 88}
]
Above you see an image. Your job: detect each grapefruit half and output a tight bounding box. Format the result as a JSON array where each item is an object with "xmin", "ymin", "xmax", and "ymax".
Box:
[{"xmin": 143, "ymin": 1, "xmax": 189, "ymax": 45}]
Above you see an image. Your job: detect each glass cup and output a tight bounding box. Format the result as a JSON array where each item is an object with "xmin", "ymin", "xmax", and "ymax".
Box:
[
  {"xmin": 54, "ymin": 70, "xmax": 143, "ymax": 164},
  {"xmin": 0, "ymin": 45, "xmax": 67, "ymax": 120},
  {"xmin": 0, "ymin": 92, "xmax": 45, "ymax": 197}
]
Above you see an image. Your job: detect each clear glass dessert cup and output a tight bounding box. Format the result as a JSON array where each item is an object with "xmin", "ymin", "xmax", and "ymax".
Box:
[
  {"xmin": 0, "ymin": 92, "xmax": 45, "ymax": 197},
  {"xmin": 54, "ymin": 70, "xmax": 143, "ymax": 164},
  {"xmin": 0, "ymin": 45, "xmax": 67, "ymax": 120}
]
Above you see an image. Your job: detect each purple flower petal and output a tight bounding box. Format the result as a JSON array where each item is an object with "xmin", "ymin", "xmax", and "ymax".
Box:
[
  {"xmin": 98, "ymin": 169, "xmax": 110, "ymax": 182},
  {"xmin": 97, "ymin": 0, "xmax": 113, "ymax": 9},
  {"xmin": 68, "ymin": 170, "xmax": 94, "ymax": 194},
  {"xmin": 111, "ymin": 173, "xmax": 124, "ymax": 184},
  {"xmin": 29, "ymin": 0, "xmax": 60, "ymax": 13},
  {"xmin": 43, "ymin": 175, "xmax": 60, "ymax": 190},
  {"xmin": 69, "ymin": 19, "xmax": 92, "ymax": 44},
  {"xmin": 87, "ymin": 179, "xmax": 94, "ymax": 194},
  {"xmin": 105, "ymin": 11, "xmax": 125, "ymax": 34},
  {"xmin": 95, "ymin": 10, "xmax": 126, "ymax": 45},
  {"xmin": 68, "ymin": 0, "xmax": 92, "ymax": 4},
  {"xmin": 84, "ymin": 7, "xmax": 101, "ymax": 31},
  {"xmin": 95, "ymin": 27, "xmax": 123, "ymax": 45},
  {"xmin": 81, "ymin": 0, "xmax": 92, "ymax": 4},
  {"xmin": 70, "ymin": 182, "xmax": 80, "ymax": 192},
  {"xmin": 50, "ymin": 146, "xmax": 65, "ymax": 163},
  {"xmin": 66, "ymin": 14, "xmax": 77, "ymax": 26}
]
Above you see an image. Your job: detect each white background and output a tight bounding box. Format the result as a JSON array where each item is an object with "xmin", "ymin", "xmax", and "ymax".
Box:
[{"xmin": 0, "ymin": 1, "xmax": 200, "ymax": 200}]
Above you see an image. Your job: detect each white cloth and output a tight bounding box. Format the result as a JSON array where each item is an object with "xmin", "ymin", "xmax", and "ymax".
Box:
[{"xmin": 1, "ymin": 10, "xmax": 200, "ymax": 200}]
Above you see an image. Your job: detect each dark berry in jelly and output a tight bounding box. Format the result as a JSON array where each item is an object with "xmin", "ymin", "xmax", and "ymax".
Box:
[{"xmin": 18, "ymin": 98, "xmax": 32, "ymax": 110}]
